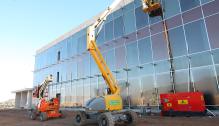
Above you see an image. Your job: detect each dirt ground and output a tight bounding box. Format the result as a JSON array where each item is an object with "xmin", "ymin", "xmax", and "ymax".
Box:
[{"xmin": 0, "ymin": 110, "xmax": 219, "ymax": 126}]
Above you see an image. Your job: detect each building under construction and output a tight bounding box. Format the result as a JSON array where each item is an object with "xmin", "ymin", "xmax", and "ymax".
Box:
[{"xmin": 34, "ymin": 0, "xmax": 219, "ymax": 108}]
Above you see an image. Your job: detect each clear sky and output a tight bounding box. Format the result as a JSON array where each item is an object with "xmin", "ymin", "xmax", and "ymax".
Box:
[{"xmin": 0, "ymin": 0, "xmax": 114, "ymax": 102}]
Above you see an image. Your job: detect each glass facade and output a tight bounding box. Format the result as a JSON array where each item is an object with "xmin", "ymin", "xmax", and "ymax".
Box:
[{"xmin": 34, "ymin": 0, "xmax": 219, "ymax": 107}]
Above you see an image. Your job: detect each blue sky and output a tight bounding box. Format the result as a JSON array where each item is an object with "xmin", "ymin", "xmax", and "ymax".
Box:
[{"xmin": 0, "ymin": 0, "xmax": 113, "ymax": 102}]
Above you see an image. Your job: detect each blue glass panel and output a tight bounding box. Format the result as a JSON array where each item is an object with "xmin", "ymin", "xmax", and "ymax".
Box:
[
  {"xmin": 162, "ymin": 0, "xmax": 180, "ymax": 19},
  {"xmin": 190, "ymin": 51, "xmax": 212, "ymax": 68},
  {"xmin": 124, "ymin": 10, "xmax": 136, "ymax": 34},
  {"xmin": 106, "ymin": 49, "xmax": 116, "ymax": 70},
  {"xmin": 135, "ymin": 6, "xmax": 149, "ymax": 29},
  {"xmin": 192, "ymin": 66, "xmax": 218, "ymax": 95},
  {"xmin": 114, "ymin": 16, "xmax": 124, "ymax": 38},
  {"xmin": 175, "ymin": 70, "xmax": 189, "ymax": 92},
  {"xmin": 138, "ymin": 37, "xmax": 153, "ymax": 64},
  {"xmin": 168, "ymin": 26, "xmax": 187, "ymax": 57},
  {"xmin": 152, "ymin": 33, "xmax": 169, "ymax": 61},
  {"xmin": 184, "ymin": 20, "xmax": 209, "ymax": 54},
  {"xmin": 154, "ymin": 60, "xmax": 170, "ymax": 73},
  {"xmin": 212, "ymin": 49, "xmax": 219, "ymax": 64},
  {"xmin": 116, "ymin": 46, "xmax": 126, "ymax": 69},
  {"xmin": 205, "ymin": 13, "xmax": 219, "ymax": 49},
  {"xmin": 97, "ymin": 25, "xmax": 105, "ymax": 45},
  {"xmin": 173, "ymin": 56, "xmax": 189, "ymax": 70},
  {"xmin": 105, "ymin": 21, "xmax": 114, "ymax": 42},
  {"xmin": 180, "ymin": 0, "xmax": 200, "ymax": 12},
  {"xmin": 126, "ymin": 42, "xmax": 139, "ymax": 67},
  {"xmin": 139, "ymin": 63, "xmax": 154, "ymax": 75},
  {"xmin": 201, "ymin": 0, "xmax": 214, "ymax": 4}
]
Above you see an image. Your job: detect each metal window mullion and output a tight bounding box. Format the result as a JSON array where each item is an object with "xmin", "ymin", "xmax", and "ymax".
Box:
[
  {"xmin": 146, "ymin": 5, "xmax": 158, "ymax": 107},
  {"xmin": 177, "ymin": 0, "xmax": 195, "ymax": 92},
  {"xmin": 200, "ymin": 0, "xmax": 219, "ymax": 91},
  {"xmin": 133, "ymin": 2, "xmax": 144, "ymax": 102}
]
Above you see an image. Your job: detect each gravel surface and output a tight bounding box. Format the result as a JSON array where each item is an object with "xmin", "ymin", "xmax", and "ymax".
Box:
[{"xmin": 0, "ymin": 110, "xmax": 219, "ymax": 126}]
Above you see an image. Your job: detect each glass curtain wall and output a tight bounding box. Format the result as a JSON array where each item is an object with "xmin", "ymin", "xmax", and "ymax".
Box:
[{"xmin": 34, "ymin": 0, "xmax": 219, "ymax": 107}]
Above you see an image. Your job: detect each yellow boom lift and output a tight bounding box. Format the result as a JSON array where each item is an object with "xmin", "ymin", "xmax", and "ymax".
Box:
[{"xmin": 73, "ymin": 0, "xmax": 161, "ymax": 126}]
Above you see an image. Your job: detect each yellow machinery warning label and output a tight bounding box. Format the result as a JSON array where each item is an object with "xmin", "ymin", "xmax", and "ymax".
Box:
[
  {"xmin": 178, "ymin": 100, "xmax": 188, "ymax": 105},
  {"xmin": 167, "ymin": 103, "xmax": 172, "ymax": 107}
]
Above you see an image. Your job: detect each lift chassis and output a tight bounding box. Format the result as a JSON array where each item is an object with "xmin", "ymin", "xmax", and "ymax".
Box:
[{"xmin": 74, "ymin": 109, "xmax": 138, "ymax": 126}]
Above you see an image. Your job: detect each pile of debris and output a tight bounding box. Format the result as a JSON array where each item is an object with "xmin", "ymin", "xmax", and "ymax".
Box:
[{"xmin": 0, "ymin": 99, "xmax": 15, "ymax": 110}]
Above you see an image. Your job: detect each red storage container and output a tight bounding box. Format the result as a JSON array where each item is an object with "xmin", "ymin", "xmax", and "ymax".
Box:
[{"xmin": 160, "ymin": 92, "xmax": 206, "ymax": 116}]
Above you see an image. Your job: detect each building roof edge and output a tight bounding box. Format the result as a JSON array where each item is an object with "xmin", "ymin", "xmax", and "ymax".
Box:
[{"xmin": 35, "ymin": 0, "xmax": 133, "ymax": 55}]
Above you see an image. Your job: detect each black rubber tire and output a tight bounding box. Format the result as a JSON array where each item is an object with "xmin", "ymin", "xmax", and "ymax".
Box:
[
  {"xmin": 28, "ymin": 110, "xmax": 37, "ymax": 120},
  {"xmin": 39, "ymin": 112, "xmax": 47, "ymax": 121},
  {"xmin": 169, "ymin": 109, "xmax": 175, "ymax": 117},
  {"xmin": 125, "ymin": 110, "xmax": 138, "ymax": 126},
  {"xmin": 98, "ymin": 112, "xmax": 115, "ymax": 126},
  {"xmin": 73, "ymin": 111, "xmax": 87, "ymax": 126},
  {"xmin": 59, "ymin": 110, "xmax": 65, "ymax": 118}
]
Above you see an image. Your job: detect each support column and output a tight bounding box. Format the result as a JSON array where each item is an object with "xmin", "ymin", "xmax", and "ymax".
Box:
[
  {"xmin": 27, "ymin": 91, "xmax": 32, "ymax": 109},
  {"xmin": 15, "ymin": 93, "xmax": 21, "ymax": 109},
  {"xmin": 20, "ymin": 92, "xmax": 23, "ymax": 108}
]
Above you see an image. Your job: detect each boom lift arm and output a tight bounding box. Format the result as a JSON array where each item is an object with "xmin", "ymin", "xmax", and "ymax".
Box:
[
  {"xmin": 33, "ymin": 75, "xmax": 53, "ymax": 99},
  {"xmin": 87, "ymin": 0, "xmax": 121, "ymax": 95},
  {"xmin": 87, "ymin": 0, "xmax": 160, "ymax": 95},
  {"xmin": 86, "ymin": 0, "xmax": 162, "ymax": 111}
]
